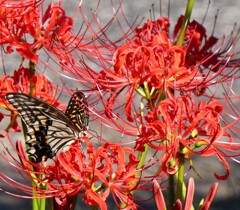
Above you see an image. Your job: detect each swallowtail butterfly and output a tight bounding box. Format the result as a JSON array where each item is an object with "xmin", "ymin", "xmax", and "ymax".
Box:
[{"xmin": 5, "ymin": 92, "xmax": 89, "ymax": 163}]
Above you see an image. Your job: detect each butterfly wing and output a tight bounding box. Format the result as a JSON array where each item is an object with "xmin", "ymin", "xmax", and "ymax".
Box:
[
  {"xmin": 5, "ymin": 93, "xmax": 85, "ymax": 162},
  {"xmin": 65, "ymin": 91, "xmax": 89, "ymax": 131}
]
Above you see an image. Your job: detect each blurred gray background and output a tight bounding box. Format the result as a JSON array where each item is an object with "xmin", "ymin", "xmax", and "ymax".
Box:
[{"xmin": 1, "ymin": 0, "xmax": 240, "ymax": 209}]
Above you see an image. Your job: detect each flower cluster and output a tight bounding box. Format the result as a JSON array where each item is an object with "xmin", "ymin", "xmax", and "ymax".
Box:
[
  {"xmin": 12, "ymin": 140, "xmax": 139, "ymax": 209},
  {"xmin": 0, "ymin": 0, "xmax": 76, "ymax": 65},
  {"xmin": 1, "ymin": 0, "xmax": 240, "ymax": 210},
  {"xmin": 95, "ymin": 15, "xmax": 240, "ymax": 179}
]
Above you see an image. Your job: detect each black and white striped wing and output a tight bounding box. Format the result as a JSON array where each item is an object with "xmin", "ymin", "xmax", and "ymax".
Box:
[{"xmin": 5, "ymin": 92, "xmax": 88, "ymax": 162}]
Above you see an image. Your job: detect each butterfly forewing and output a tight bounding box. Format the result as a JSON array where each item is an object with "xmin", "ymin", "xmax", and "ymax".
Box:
[{"xmin": 5, "ymin": 92, "xmax": 89, "ymax": 162}]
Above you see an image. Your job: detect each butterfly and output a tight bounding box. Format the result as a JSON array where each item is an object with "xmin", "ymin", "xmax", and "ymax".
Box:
[{"xmin": 5, "ymin": 92, "xmax": 89, "ymax": 163}]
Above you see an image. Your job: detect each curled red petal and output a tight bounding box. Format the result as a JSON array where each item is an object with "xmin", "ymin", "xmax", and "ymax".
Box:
[{"xmin": 214, "ymin": 154, "xmax": 230, "ymax": 180}]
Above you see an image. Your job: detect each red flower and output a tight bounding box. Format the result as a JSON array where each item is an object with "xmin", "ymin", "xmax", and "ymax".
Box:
[
  {"xmin": 137, "ymin": 94, "xmax": 240, "ymax": 179},
  {"xmin": 1, "ymin": 1, "xmax": 240, "ymax": 209},
  {"xmin": 98, "ymin": 18, "xmax": 198, "ymax": 89},
  {"xmin": 0, "ymin": 67, "xmax": 58, "ymax": 101},
  {"xmin": 52, "ymin": 142, "xmax": 140, "ymax": 209},
  {"xmin": 0, "ymin": 1, "xmax": 76, "ymax": 66},
  {"xmin": 3, "ymin": 140, "xmax": 140, "ymax": 209},
  {"xmin": 0, "ymin": 66, "xmax": 59, "ymax": 132},
  {"xmin": 95, "ymin": 16, "xmax": 240, "ymax": 123}
]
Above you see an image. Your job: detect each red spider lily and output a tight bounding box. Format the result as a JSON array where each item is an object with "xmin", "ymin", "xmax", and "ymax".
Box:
[
  {"xmin": 0, "ymin": 1, "xmax": 75, "ymax": 65},
  {"xmin": 0, "ymin": 0, "xmax": 114, "ymax": 87},
  {"xmin": 95, "ymin": 16, "xmax": 240, "ymax": 122},
  {"xmin": 153, "ymin": 178, "xmax": 218, "ymax": 210},
  {"xmin": 1, "ymin": 0, "xmax": 240, "ymax": 209},
  {"xmin": 137, "ymin": 94, "xmax": 240, "ymax": 179},
  {"xmin": 141, "ymin": 95, "xmax": 223, "ymax": 149},
  {"xmin": 96, "ymin": 18, "xmax": 198, "ymax": 117},
  {"xmin": 1, "ymin": 139, "xmax": 140, "ymax": 209},
  {"xmin": 47, "ymin": 141, "xmax": 140, "ymax": 209},
  {"xmin": 96, "ymin": 16, "xmax": 239, "ymax": 91},
  {"xmin": 0, "ymin": 66, "xmax": 59, "ymax": 132},
  {"xmin": 0, "ymin": 67, "xmax": 59, "ymax": 102},
  {"xmin": 90, "ymin": 14, "xmax": 240, "ymax": 183}
]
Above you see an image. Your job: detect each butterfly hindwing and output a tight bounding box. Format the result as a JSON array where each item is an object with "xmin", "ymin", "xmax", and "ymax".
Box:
[
  {"xmin": 5, "ymin": 92, "xmax": 88, "ymax": 162},
  {"xmin": 65, "ymin": 91, "xmax": 89, "ymax": 130}
]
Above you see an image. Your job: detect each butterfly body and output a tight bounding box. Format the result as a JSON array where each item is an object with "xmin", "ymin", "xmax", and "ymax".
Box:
[{"xmin": 5, "ymin": 92, "xmax": 89, "ymax": 162}]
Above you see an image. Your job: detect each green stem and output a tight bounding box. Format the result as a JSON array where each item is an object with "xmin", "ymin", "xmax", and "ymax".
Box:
[
  {"xmin": 137, "ymin": 144, "xmax": 150, "ymax": 169},
  {"xmin": 176, "ymin": 0, "xmax": 195, "ymax": 46},
  {"xmin": 119, "ymin": 144, "xmax": 150, "ymax": 209},
  {"xmin": 176, "ymin": 144, "xmax": 185, "ymax": 202},
  {"xmin": 129, "ymin": 143, "xmax": 150, "ymax": 191},
  {"xmin": 32, "ymin": 196, "xmax": 46, "ymax": 210},
  {"xmin": 32, "ymin": 179, "xmax": 46, "ymax": 210},
  {"xmin": 168, "ymin": 174, "xmax": 175, "ymax": 209}
]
